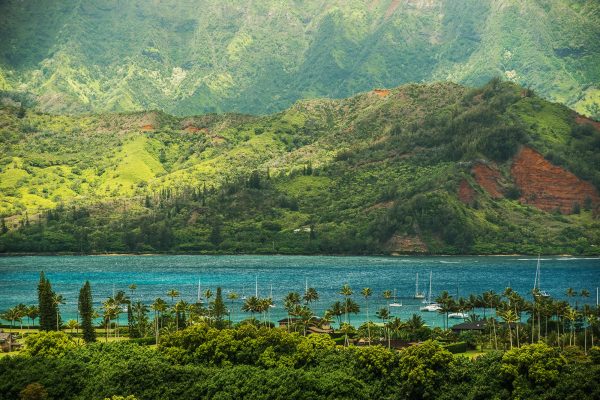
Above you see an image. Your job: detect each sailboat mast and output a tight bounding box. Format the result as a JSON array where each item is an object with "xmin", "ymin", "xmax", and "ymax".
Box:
[
  {"xmin": 197, "ymin": 278, "xmax": 201, "ymax": 303},
  {"xmin": 415, "ymin": 273, "xmax": 419, "ymax": 296},
  {"xmin": 255, "ymin": 276, "xmax": 258, "ymax": 297},
  {"xmin": 428, "ymin": 271, "xmax": 432, "ymax": 303},
  {"xmin": 537, "ymin": 255, "xmax": 541, "ymax": 290}
]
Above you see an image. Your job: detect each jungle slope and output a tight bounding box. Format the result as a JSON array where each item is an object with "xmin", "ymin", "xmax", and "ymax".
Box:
[
  {"xmin": 0, "ymin": 80, "xmax": 599, "ymax": 255},
  {"xmin": 0, "ymin": 0, "xmax": 599, "ymax": 118}
]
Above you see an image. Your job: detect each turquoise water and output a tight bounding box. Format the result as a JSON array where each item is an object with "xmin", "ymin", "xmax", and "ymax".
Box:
[{"xmin": 0, "ymin": 255, "xmax": 598, "ymax": 328}]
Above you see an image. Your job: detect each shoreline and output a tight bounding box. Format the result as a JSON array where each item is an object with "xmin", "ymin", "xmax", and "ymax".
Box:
[{"xmin": 0, "ymin": 252, "xmax": 598, "ymax": 258}]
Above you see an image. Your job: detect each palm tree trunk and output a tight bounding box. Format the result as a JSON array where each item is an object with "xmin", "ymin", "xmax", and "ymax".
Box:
[
  {"xmin": 493, "ymin": 319, "xmax": 498, "ymax": 350},
  {"xmin": 366, "ymin": 300, "xmax": 371, "ymax": 346}
]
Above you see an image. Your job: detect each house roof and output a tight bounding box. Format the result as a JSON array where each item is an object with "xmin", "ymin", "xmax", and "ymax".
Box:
[{"xmin": 451, "ymin": 321, "xmax": 487, "ymax": 331}]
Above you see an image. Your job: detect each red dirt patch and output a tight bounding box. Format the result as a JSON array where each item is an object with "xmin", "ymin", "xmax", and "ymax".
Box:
[
  {"xmin": 387, "ymin": 234, "xmax": 428, "ymax": 254},
  {"xmin": 511, "ymin": 146, "xmax": 599, "ymax": 214},
  {"xmin": 373, "ymin": 89, "xmax": 390, "ymax": 97},
  {"xmin": 140, "ymin": 124, "xmax": 154, "ymax": 131},
  {"xmin": 184, "ymin": 126, "xmax": 200, "ymax": 132},
  {"xmin": 458, "ymin": 179, "xmax": 476, "ymax": 204},
  {"xmin": 385, "ymin": 0, "xmax": 401, "ymax": 18},
  {"xmin": 472, "ymin": 163, "xmax": 503, "ymax": 199},
  {"xmin": 575, "ymin": 114, "xmax": 600, "ymax": 130}
]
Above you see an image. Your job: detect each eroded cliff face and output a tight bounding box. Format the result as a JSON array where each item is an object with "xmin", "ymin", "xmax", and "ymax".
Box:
[
  {"xmin": 511, "ymin": 147, "xmax": 599, "ymax": 214},
  {"xmin": 472, "ymin": 163, "xmax": 504, "ymax": 199}
]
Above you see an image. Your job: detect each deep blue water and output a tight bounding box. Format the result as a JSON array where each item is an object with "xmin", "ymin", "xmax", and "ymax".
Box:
[{"xmin": 0, "ymin": 255, "xmax": 598, "ymax": 328}]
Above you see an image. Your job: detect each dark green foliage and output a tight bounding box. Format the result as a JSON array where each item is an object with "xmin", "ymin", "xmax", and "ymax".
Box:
[
  {"xmin": 1, "ymin": 326, "xmax": 595, "ymax": 400},
  {"xmin": 211, "ymin": 287, "xmax": 227, "ymax": 328},
  {"xmin": 78, "ymin": 281, "xmax": 95, "ymax": 343},
  {"xmin": 37, "ymin": 272, "xmax": 57, "ymax": 331},
  {"xmin": 0, "ymin": 81, "xmax": 598, "ymax": 256}
]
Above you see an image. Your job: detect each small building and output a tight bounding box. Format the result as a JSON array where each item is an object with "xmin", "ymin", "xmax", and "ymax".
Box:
[
  {"xmin": 451, "ymin": 321, "xmax": 487, "ymax": 334},
  {"xmin": 0, "ymin": 330, "xmax": 21, "ymax": 352},
  {"xmin": 277, "ymin": 317, "xmax": 333, "ymax": 334}
]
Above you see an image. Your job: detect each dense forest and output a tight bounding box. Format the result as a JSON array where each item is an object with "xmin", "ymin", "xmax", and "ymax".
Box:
[
  {"xmin": 0, "ymin": 0, "xmax": 599, "ymax": 118},
  {"xmin": 1, "ymin": 326, "xmax": 599, "ymax": 399},
  {"xmin": 1, "ymin": 274, "xmax": 600, "ymax": 399},
  {"xmin": 1, "ymin": 80, "xmax": 599, "ymax": 255}
]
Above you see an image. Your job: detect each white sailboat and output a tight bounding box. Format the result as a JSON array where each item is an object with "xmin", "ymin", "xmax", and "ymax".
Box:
[
  {"xmin": 269, "ymin": 284, "xmax": 276, "ymax": 308},
  {"xmin": 448, "ymin": 312, "xmax": 468, "ymax": 319},
  {"xmin": 420, "ymin": 271, "xmax": 442, "ymax": 312},
  {"xmin": 533, "ymin": 255, "xmax": 550, "ymax": 297},
  {"xmin": 389, "ymin": 289, "xmax": 403, "ymax": 307},
  {"xmin": 414, "ymin": 273, "xmax": 425, "ymax": 299}
]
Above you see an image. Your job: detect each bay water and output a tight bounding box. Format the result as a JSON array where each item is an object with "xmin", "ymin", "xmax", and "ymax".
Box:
[{"xmin": 1, "ymin": 255, "xmax": 598, "ymax": 328}]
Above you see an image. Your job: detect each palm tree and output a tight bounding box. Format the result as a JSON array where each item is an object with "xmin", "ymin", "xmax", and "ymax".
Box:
[
  {"xmin": 297, "ymin": 306, "xmax": 315, "ymax": 336},
  {"xmin": 174, "ymin": 300, "xmax": 189, "ymax": 330},
  {"xmin": 405, "ymin": 313, "xmax": 425, "ymax": 331},
  {"xmin": 498, "ymin": 307, "xmax": 518, "ymax": 349},
  {"xmin": 128, "ymin": 284, "xmax": 137, "ymax": 298},
  {"xmin": 259, "ymin": 297, "xmax": 273, "ymax": 326},
  {"xmin": 151, "ymin": 297, "xmax": 167, "ymax": 345},
  {"xmin": 435, "ymin": 291, "xmax": 453, "ymax": 329},
  {"xmin": 580, "ymin": 289, "xmax": 590, "ymax": 311},
  {"xmin": 339, "ymin": 284, "xmax": 353, "ymax": 325},
  {"xmin": 204, "ymin": 289, "xmax": 213, "ymax": 304},
  {"xmin": 284, "ymin": 292, "xmax": 301, "ymax": 331},
  {"xmin": 376, "ymin": 307, "xmax": 391, "ymax": 348},
  {"xmin": 503, "ymin": 288, "xmax": 523, "ymax": 347},
  {"xmin": 4, "ymin": 307, "xmax": 20, "ymax": 331},
  {"xmin": 102, "ymin": 298, "xmax": 118, "ymax": 342},
  {"xmin": 227, "ymin": 291, "xmax": 239, "ymax": 323},
  {"xmin": 387, "ymin": 317, "xmax": 404, "ymax": 343},
  {"xmin": 586, "ymin": 314, "xmax": 597, "ymax": 350},
  {"xmin": 303, "ymin": 287, "xmax": 319, "ymax": 306},
  {"xmin": 383, "ymin": 290, "xmax": 392, "ymax": 313},
  {"xmin": 566, "ymin": 287, "xmax": 576, "ymax": 308},
  {"xmin": 14, "ymin": 303, "xmax": 27, "ymax": 330},
  {"xmin": 361, "ymin": 287, "xmax": 373, "ymax": 345},
  {"xmin": 52, "ymin": 294, "xmax": 65, "ymax": 331},
  {"xmin": 327, "ymin": 301, "xmax": 344, "ymax": 329},
  {"xmin": 242, "ymin": 296, "xmax": 260, "ymax": 320},
  {"xmin": 66, "ymin": 319, "xmax": 79, "ymax": 334},
  {"xmin": 113, "ymin": 290, "xmax": 129, "ymax": 338},
  {"xmin": 131, "ymin": 301, "xmax": 149, "ymax": 337},
  {"xmin": 565, "ymin": 307, "xmax": 579, "ymax": 346},
  {"xmin": 167, "ymin": 289, "xmax": 180, "ymax": 305},
  {"xmin": 26, "ymin": 305, "xmax": 39, "ymax": 330}
]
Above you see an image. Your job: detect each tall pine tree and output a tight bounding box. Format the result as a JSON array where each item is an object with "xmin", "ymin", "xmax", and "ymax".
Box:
[
  {"xmin": 78, "ymin": 281, "xmax": 96, "ymax": 342},
  {"xmin": 38, "ymin": 272, "xmax": 58, "ymax": 331},
  {"xmin": 211, "ymin": 287, "xmax": 227, "ymax": 328}
]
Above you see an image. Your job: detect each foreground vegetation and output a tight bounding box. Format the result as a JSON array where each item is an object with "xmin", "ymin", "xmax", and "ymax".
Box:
[
  {"xmin": 1, "ymin": 80, "xmax": 599, "ymax": 255},
  {"xmin": 1, "ymin": 325, "xmax": 599, "ymax": 399},
  {"xmin": 2, "ymin": 274, "xmax": 599, "ymax": 399}
]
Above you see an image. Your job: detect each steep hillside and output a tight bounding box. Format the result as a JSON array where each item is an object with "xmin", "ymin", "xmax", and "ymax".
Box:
[
  {"xmin": 1, "ymin": 81, "xmax": 599, "ymax": 255},
  {"xmin": 0, "ymin": 0, "xmax": 599, "ymax": 117}
]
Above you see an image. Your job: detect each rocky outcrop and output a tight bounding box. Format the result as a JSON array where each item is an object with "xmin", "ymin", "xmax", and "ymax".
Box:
[
  {"xmin": 386, "ymin": 234, "xmax": 428, "ymax": 254},
  {"xmin": 511, "ymin": 146, "xmax": 599, "ymax": 214}
]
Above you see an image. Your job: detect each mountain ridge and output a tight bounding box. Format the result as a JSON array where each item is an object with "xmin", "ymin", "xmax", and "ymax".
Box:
[
  {"xmin": 1, "ymin": 0, "xmax": 599, "ymax": 118},
  {"xmin": 1, "ymin": 80, "xmax": 599, "ymax": 255}
]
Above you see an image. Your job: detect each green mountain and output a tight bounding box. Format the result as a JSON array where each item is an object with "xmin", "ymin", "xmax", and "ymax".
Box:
[
  {"xmin": 1, "ymin": 80, "xmax": 599, "ymax": 255},
  {"xmin": 0, "ymin": 0, "xmax": 599, "ymax": 117}
]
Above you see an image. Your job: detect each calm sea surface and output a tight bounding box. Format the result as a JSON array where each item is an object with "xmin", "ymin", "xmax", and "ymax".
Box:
[{"xmin": 1, "ymin": 255, "xmax": 599, "ymax": 327}]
